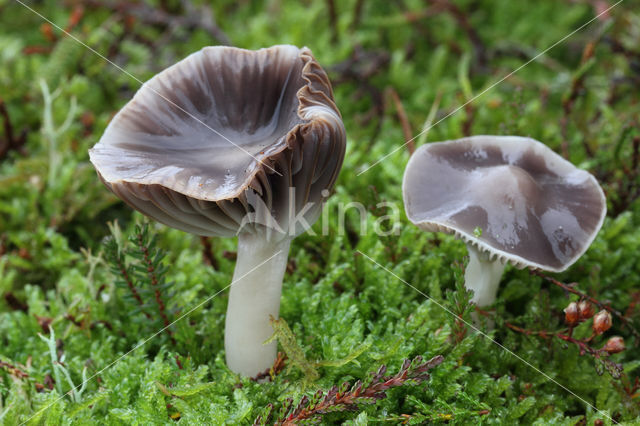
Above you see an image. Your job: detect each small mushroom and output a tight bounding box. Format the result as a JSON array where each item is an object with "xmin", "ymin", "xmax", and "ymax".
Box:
[
  {"xmin": 402, "ymin": 135, "xmax": 606, "ymax": 307},
  {"xmin": 90, "ymin": 45, "xmax": 346, "ymax": 376}
]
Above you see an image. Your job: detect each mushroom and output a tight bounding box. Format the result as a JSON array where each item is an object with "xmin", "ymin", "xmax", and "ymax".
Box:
[
  {"xmin": 89, "ymin": 45, "xmax": 346, "ymax": 376},
  {"xmin": 402, "ymin": 135, "xmax": 606, "ymax": 308}
]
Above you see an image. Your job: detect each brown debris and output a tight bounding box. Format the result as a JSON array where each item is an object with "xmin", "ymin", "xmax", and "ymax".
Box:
[
  {"xmin": 4, "ymin": 292, "xmax": 28, "ymax": 312},
  {"xmin": 200, "ymin": 236, "xmax": 218, "ymax": 269},
  {"xmin": 385, "ymin": 87, "xmax": 415, "ymax": 155},
  {"xmin": 251, "ymin": 352, "xmax": 287, "ymax": 382}
]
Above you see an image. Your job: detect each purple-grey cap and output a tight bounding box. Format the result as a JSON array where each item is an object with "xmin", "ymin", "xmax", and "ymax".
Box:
[
  {"xmin": 89, "ymin": 45, "xmax": 346, "ymax": 237},
  {"xmin": 403, "ymin": 136, "xmax": 606, "ymax": 272}
]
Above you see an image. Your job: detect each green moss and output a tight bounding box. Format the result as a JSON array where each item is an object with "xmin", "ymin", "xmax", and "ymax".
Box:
[{"xmin": 1, "ymin": 0, "xmax": 640, "ymax": 424}]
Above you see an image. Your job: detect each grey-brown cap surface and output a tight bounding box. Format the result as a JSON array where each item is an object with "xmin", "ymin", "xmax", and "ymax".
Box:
[
  {"xmin": 89, "ymin": 45, "xmax": 345, "ymax": 237},
  {"xmin": 403, "ymin": 136, "xmax": 606, "ymax": 272}
]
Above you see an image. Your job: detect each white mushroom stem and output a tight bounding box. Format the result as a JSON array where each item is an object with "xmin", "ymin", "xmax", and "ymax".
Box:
[
  {"xmin": 464, "ymin": 245, "xmax": 506, "ymax": 307},
  {"xmin": 224, "ymin": 233, "xmax": 291, "ymax": 377}
]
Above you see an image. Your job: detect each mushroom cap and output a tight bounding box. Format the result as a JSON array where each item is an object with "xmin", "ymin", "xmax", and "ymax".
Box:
[
  {"xmin": 402, "ymin": 136, "xmax": 606, "ymax": 272},
  {"xmin": 90, "ymin": 45, "xmax": 346, "ymax": 237}
]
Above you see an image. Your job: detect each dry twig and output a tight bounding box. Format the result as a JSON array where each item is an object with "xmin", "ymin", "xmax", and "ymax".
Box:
[{"xmin": 385, "ymin": 87, "xmax": 415, "ymax": 154}]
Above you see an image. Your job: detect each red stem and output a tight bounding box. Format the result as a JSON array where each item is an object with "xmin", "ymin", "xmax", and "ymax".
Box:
[
  {"xmin": 138, "ymin": 234, "xmax": 175, "ymax": 344},
  {"xmin": 531, "ymin": 270, "xmax": 640, "ymax": 342}
]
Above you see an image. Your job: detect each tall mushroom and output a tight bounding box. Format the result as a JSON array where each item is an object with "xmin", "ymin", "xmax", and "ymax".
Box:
[
  {"xmin": 402, "ymin": 136, "xmax": 606, "ymax": 307},
  {"xmin": 89, "ymin": 45, "xmax": 346, "ymax": 377}
]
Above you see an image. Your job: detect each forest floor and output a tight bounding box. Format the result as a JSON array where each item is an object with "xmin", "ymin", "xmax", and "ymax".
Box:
[{"xmin": 1, "ymin": 0, "xmax": 640, "ymax": 424}]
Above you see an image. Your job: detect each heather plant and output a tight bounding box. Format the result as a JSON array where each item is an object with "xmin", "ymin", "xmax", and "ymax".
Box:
[{"xmin": 1, "ymin": 0, "xmax": 640, "ymax": 424}]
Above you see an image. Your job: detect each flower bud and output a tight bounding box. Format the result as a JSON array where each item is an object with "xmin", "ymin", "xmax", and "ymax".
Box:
[
  {"xmin": 577, "ymin": 300, "xmax": 594, "ymax": 320},
  {"xmin": 603, "ymin": 336, "xmax": 625, "ymax": 354},
  {"xmin": 564, "ymin": 302, "xmax": 579, "ymax": 325},
  {"xmin": 592, "ymin": 310, "xmax": 612, "ymax": 334}
]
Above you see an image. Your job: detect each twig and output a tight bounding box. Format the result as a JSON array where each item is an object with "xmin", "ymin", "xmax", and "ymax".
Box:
[
  {"xmin": 432, "ymin": 0, "xmax": 487, "ymax": 70},
  {"xmin": 114, "ymin": 246, "xmax": 152, "ymax": 320},
  {"xmin": 505, "ymin": 323, "xmax": 590, "ymax": 353},
  {"xmin": 326, "ymin": 0, "xmax": 339, "ymax": 44},
  {"xmin": 83, "ymin": 0, "xmax": 231, "ymax": 46},
  {"xmin": 0, "ymin": 360, "xmax": 29, "ymax": 379},
  {"xmin": 531, "ymin": 270, "xmax": 640, "ymax": 342},
  {"xmin": 561, "ymin": 42, "xmax": 596, "ymax": 159},
  {"xmin": 330, "ymin": 48, "xmax": 390, "ymax": 81},
  {"xmin": 254, "ymin": 355, "xmax": 444, "ymax": 425},
  {"xmin": 350, "ymin": 0, "xmax": 365, "ymax": 31},
  {"xmin": 462, "ymin": 102, "xmax": 475, "ymax": 137},
  {"xmin": 505, "ymin": 322, "xmax": 624, "ymax": 378},
  {"xmin": 602, "ymin": 35, "xmax": 640, "ymax": 63},
  {"xmin": 251, "ymin": 352, "xmax": 287, "ymax": 382},
  {"xmin": 330, "ymin": 48, "xmax": 390, "ymax": 144},
  {"xmin": 200, "ymin": 236, "xmax": 218, "ymax": 270},
  {"xmin": 64, "ymin": 5, "xmax": 84, "ymax": 33},
  {"xmin": 625, "ymin": 291, "xmax": 640, "ymax": 319},
  {"xmin": 137, "ymin": 233, "xmax": 176, "ymax": 344},
  {"xmin": 3, "ymin": 292, "xmax": 28, "ymax": 312},
  {"xmin": 386, "ymin": 88, "xmax": 414, "ymax": 154}
]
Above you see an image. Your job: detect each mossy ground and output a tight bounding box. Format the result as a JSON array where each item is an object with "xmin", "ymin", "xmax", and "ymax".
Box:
[{"xmin": 1, "ymin": 0, "xmax": 640, "ymax": 424}]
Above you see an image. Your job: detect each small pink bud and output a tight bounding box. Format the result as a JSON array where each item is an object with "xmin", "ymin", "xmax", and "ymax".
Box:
[
  {"xmin": 603, "ymin": 336, "xmax": 625, "ymax": 354},
  {"xmin": 592, "ymin": 310, "xmax": 612, "ymax": 334},
  {"xmin": 564, "ymin": 302, "xmax": 579, "ymax": 325}
]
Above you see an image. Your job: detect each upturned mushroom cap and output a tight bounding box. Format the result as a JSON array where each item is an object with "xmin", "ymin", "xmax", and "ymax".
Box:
[
  {"xmin": 403, "ymin": 136, "xmax": 606, "ymax": 272},
  {"xmin": 89, "ymin": 45, "xmax": 345, "ymax": 237}
]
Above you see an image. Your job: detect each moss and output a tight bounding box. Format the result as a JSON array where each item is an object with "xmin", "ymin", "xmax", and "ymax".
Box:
[{"xmin": 1, "ymin": 0, "xmax": 640, "ymax": 424}]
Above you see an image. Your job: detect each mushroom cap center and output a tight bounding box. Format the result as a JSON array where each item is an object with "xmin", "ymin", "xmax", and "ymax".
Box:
[{"xmin": 470, "ymin": 165, "xmax": 541, "ymax": 211}]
